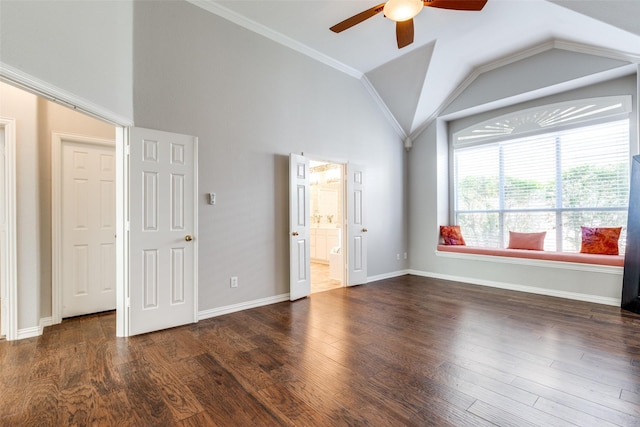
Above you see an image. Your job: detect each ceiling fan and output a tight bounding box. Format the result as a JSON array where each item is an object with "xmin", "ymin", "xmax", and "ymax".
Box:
[{"xmin": 330, "ymin": 0, "xmax": 488, "ymax": 49}]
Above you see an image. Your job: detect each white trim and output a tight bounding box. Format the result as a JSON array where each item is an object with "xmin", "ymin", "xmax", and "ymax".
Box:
[
  {"xmin": 410, "ymin": 40, "xmax": 639, "ymax": 141},
  {"xmin": 115, "ymin": 128, "xmax": 128, "ymax": 337},
  {"xmin": 185, "ymin": 0, "xmax": 362, "ymax": 79},
  {"xmin": 17, "ymin": 325, "xmax": 43, "ymax": 340},
  {"xmin": 16, "ymin": 316, "xmax": 53, "ymax": 340},
  {"xmin": 360, "ymin": 76, "xmax": 407, "ymax": 140},
  {"xmin": 0, "ymin": 118, "xmax": 17, "ymax": 341},
  {"xmin": 556, "ymin": 40, "xmax": 640, "ymax": 64},
  {"xmin": 192, "ymin": 138, "xmax": 199, "ymax": 324},
  {"xmin": 51, "ymin": 132, "xmax": 116, "ymax": 325},
  {"xmin": 0, "ymin": 61, "xmax": 133, "ymax": 127},
  {"xmin": 367, "ymin": 270, "xmax": 410, "ymax": 283},
  {"xmin": 453, "ymin": 95, "xmax": 632, "ymax": 147},
  {"xmin": 198, "ymin": 293, "xmax": 290, "ymax": 320},
  {"xmin": 407, "ymin": 269, "xmax": 621, "ymax": 307},
  {"xmin": 39, "ymin": 316, "xmax": 54, "ymax": 330},
  {"xmin": 435, "ymin": 250, "xmax": 623, "ymax": 275}
]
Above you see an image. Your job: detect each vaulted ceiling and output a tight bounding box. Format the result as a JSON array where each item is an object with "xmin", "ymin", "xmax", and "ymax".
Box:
[{"xmin": 188, "ymin": 0, "xmax": 640, "ymax": 138}]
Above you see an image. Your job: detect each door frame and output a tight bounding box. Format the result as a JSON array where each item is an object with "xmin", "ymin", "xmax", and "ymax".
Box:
[
  {"xmin": 0, "ymin": 117, "xmax": 18, "ymax": 340},
  {"xmin": 51, "ymin": 132, "xmax": 116, "ymax": 324}
]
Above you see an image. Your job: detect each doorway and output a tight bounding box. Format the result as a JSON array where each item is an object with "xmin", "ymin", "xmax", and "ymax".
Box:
[
  {"xmin": 52, "ymin": 134, "xmax": 116, "ymax": 321},
  {"xmin": 309, "ymin": 160, "xmax": 345, "ymax": 294},
  {"xmin": 289, "ymin": 154, "xmax": 367, "ymax": 301},
  {"xmin": 1, "ymin": 79, "xmax": 118, "ymax": 339}
]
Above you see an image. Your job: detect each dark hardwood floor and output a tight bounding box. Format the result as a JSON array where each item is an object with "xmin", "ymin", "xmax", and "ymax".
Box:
[{"xmin": 2, "ymin": 275, "xmax": 640, "ymax": 426}]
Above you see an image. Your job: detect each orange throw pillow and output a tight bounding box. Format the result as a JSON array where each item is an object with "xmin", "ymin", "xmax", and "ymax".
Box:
[
  {"xmin": 440, "ymin": 225, "xmax": 466, "ymax": 246},
  {"xmin": 580, "ymin": 226, "xmax": 622, "ymax": 255}
]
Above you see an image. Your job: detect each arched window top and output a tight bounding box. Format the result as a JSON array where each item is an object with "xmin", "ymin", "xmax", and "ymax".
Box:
[{"xmin": 454, "ymin": 95, "xmax": 632, "ymax": 147}]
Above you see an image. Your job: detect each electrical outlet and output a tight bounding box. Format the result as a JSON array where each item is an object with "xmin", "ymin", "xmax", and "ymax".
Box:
[
  {"xmin": 404, "ymin": 252, "xmax": 408, "ymax": 260},
  {"xmin": 396, "ymin": 253, "xmax": 400, "ymax": 260},
  {"xmin": 230, "ymin": 276, "xmax": 238, "ymax": 288}
]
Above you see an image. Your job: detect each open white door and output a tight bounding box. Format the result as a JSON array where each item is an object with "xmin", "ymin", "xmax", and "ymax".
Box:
[
  {"xmin": 289, "ymin": 153, "xmax": 311, "ymax": 300},
  {"xmin": 129, "ymin": 127, "xmax": 198, "ymax": 336},
  {"xmin": 347, "ymin": 163, "xmax": 367, "ymax": 286}
]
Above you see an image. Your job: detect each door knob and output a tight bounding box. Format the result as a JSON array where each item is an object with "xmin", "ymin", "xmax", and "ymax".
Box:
[
  {"xmin": 292, "ymin": 231, "xmax": 299, "ymax": 236},
  {"xmin": 185, "ymin": 235, "xmax": 193, "ymax": 242},
  {"xmin": 362, "ymin": 228, "xmax": 368, "ymax": 232}
]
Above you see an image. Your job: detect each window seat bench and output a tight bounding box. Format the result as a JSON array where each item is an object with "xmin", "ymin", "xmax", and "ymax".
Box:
[{"xmin": 436, "ymin": 245, "xmax": 624, "ymax": 267}]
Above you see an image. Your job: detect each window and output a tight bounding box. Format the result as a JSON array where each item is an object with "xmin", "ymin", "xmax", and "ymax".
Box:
[{"xmin": 452, "ymin": 97, "xmax": 631, "ymax": 253}]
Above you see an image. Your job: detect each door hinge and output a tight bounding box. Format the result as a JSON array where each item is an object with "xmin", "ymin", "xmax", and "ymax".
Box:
[
  {"xmin": 125, "ymin": 221, "xmax": 130, "ymax": 231},
  {"xmin": 126, "ymin": 297, "xmax": 130, "ymax": 308},
  {"xmin": 125, "ymin": 145, "xmax": 130, "ymax": 156}
]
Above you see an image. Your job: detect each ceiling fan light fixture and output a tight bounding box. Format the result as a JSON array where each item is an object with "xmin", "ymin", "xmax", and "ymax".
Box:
[{"xmin": 383, "ymin": 0, "xmax": 423, "ymax": 22}]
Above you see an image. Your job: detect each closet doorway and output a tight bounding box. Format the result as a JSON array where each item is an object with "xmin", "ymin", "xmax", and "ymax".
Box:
[{"xmin": 309, "ymin": 160, "xmax": 345, "ymax": 293}]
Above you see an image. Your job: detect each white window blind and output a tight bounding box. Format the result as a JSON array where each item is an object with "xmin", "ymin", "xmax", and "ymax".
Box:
[{"xmin": 453, "ymin": 118, "xmax": 630, "ymax": 253}]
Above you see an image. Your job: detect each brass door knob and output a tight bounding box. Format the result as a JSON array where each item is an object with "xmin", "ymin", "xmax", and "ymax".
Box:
[
  {"xmin": 362, "ymin": 228, "xmax": 368, "ymax": 233},
  {"xmin": 292, "ymin": 231, "xmax": 299, "ymax": 236},
  {"xmin": 185, "ymin": 235, "xmax": 193, "ymax": 242}
]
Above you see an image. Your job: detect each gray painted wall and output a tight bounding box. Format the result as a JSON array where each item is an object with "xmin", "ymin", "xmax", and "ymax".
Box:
[
  {"xmin": 1, "ymin": 0, "xmax": 407, "ymax": 331},
  {"xmin": 132, "ymin": 1, "xmax": 408, "ymax": 311},
  {"xmin": 409, "ymin": 54, "xmax": 638, "ymax": 302}
]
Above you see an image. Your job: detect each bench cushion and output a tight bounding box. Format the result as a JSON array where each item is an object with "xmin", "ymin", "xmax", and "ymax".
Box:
[{"xmin": 437, "ymin": 245, "xmax": 624, "ymax": 267}]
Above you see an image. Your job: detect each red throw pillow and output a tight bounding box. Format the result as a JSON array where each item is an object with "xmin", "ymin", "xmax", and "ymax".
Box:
[
  {"xmin": 440, "ymin": 225, "xmax": 466, "ymax": 246},
  {"xmin": 580, "ymin": 226, "xmax": 622, "ymax": 255}
]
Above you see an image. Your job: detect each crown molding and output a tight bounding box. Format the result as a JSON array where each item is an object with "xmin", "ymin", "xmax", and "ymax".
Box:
[
  {"xmin": 409, "ymin": 39, "xmax": 639, "ymax": 141},
  {"xmin": 360, "ymin": 75, "xmax": 407, "ymax": 140},
  {"xmin": 555, "ymin": 39, "xmax": 640, "ymax": 63},
  {"xmin": 186, "ymin": 0, "xmax": 362, "ymax": 79},
  {"xmin": 0, "ymin": 62, "xmax": 134, "ymax": 126}
]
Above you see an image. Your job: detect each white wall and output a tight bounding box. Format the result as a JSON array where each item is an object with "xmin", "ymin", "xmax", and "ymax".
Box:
[
  {"xmin": 409, "ymin": 52, "xmax": 638, "ymax": 303},
  {"xmin": 132, "ymin": 1, "xmax": 408, "ymax": 311},
  {"xmin": 0, "ymin": 0, "xmax": 133, "ymax": 122}
]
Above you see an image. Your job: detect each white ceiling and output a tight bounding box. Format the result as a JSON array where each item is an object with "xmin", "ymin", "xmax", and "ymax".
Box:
[{"xmin": 188, "ymin": 0, "xmax": 640, "ymax": 137}]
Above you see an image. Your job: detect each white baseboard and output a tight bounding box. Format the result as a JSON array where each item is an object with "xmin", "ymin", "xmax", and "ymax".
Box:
[
  {"xmin": 197, "ymin": 271, "xmax": 412, "ymax": 320},
  {"xmin": 407, "ymin": 269, "xmax": 621, "ymax": 307},
  {"xmin": 40, "ymin": 316, "xmax": 54, "ymax": 329},
  {"xmin": 16, "ymin": 316, "xmax": 54, "ymax": 340},
  {"xmin": 16, "ymin": 326, "xmax": 41, "ymax": 340},
  {"xmin": 367, "ymin": 270, "xmax": 410, "ymax": 283},
  {"xmin": 198, "ymin": 293, "xmax": 290, "ymax": 320}
]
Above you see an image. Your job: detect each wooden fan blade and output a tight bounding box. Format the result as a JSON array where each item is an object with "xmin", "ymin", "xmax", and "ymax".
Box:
[
  {"xmin": 330, "ymin": 3, "xmax": 386, "ymax": 33},
  {"xmin": 396, "ymin": 19, "xmax": 414, "ymax": 49},
  {"xmin": 424, "ymin": 0, "xmax": 488, "ymax": 11}
]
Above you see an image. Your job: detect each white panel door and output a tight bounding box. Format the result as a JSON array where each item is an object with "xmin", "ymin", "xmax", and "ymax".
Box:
[
  {"xmin": 347, "ymin": 163, "xmax": 367, "ymax": 286},
  {"xmin": 62, "ymin": 141, "xmax": 116, "ymax": 317},
  {"xmin": 289, "ymin": 153, "xmax": 311, "ymax": 300},
  {"xmin": 129, "ymin": 127, "xmax": 197, "ymax": 336}
]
